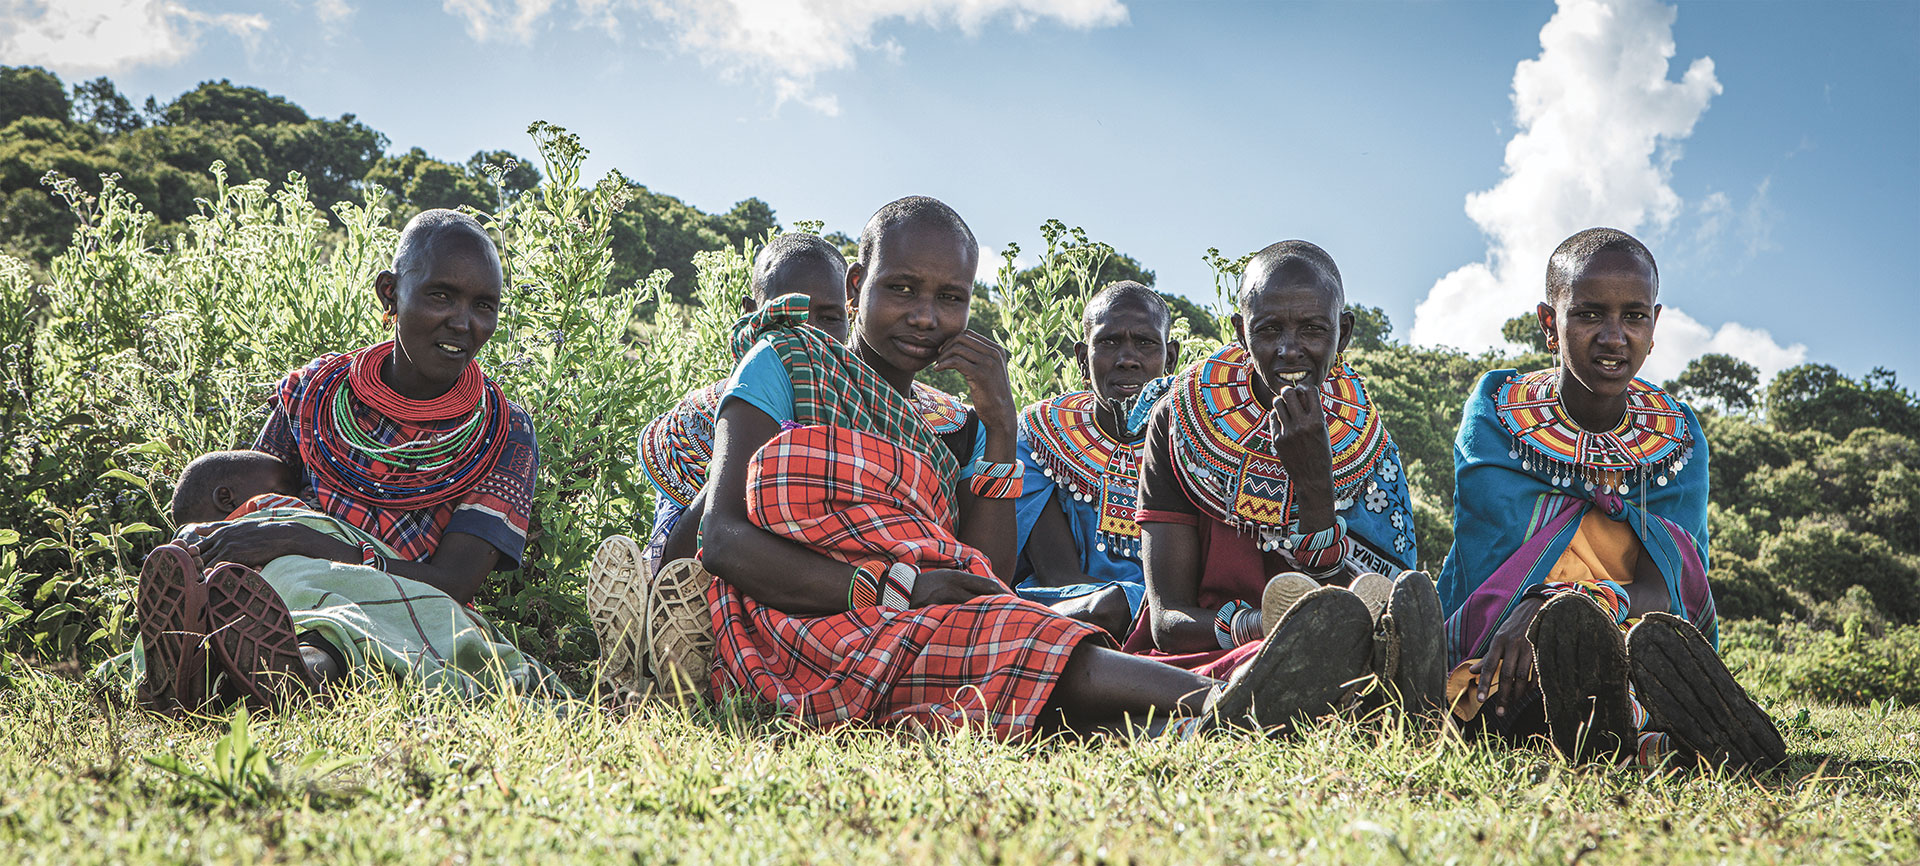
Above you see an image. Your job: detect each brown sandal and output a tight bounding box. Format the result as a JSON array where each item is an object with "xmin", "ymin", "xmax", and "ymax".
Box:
[
  {"xmin": 203, "ymin": 563, "xmax": 318, "ymax": 711},
  {"xmin": 136, "ymin": 543, "xmax": 211, "ymax": 713}
]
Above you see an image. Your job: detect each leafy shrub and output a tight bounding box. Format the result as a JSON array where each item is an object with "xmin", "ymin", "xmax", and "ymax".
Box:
[{"xmin": 1722, "ymin": 612, "xmax": 1920, "ymax": 706}]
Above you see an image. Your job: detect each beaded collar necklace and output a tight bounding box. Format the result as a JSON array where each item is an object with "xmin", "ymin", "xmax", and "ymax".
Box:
[
  {"xmin": 1167, "ymin": 345, "xmax": 1391, "ymax": 551},
  {"xmin": 292, "ymin": 341, "xmax": 510, "ymax": 510},
  {"xmin": 1020, "ymin": 379, "xmax": 1172, "ymax": 559},
  {"xmin": 1494, "ymin": 368, "xmax": 1692, "ymax": 493}
]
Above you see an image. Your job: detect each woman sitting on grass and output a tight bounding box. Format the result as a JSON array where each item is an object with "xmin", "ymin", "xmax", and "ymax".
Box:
[
  {"xmin": 132, "ymin": 209, "xmax": 564, "ymax": 712},
  {"xmin": 1439, "ymin": 227, "xmax": 1784, "ymax": 770},
  {"xmin": 678, "ymin": 196, "xmax": 1332, "ymax": 738}
]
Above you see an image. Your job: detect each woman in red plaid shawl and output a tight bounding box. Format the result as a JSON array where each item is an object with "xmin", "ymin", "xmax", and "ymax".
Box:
[{"xmin": 698, "ymin": 197, "xmax": 1334, "ymax": 738}]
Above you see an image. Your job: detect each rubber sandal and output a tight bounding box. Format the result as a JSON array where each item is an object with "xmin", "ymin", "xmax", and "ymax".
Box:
[
  {"xmin": 1530, "ymin": 593, "xmax": 1635, "ymax": 763},
  {"xmin": 647, "ymin": 558, "xmax": 716, "ymax": 702},
  {"xmin": 1375, "ymin": 570, "xmax": 1446, "ymax": 715},
  {"xmin": 1627, "ymin": 612, "xmax": 1786, "ymax": 771},
  {"xmin": 136, "ymin": 543, "xmax": 211, "ymax": 714},
  {"xmin": 1259, "ymin": 572, "xmax": 1319, "ymax": 636},
  {"xmin": 587, "ymin": 534, "xmax": 652, "ymax": 697},
  {"xmin": 203, "ymin": 563, "xmax": 317, "ymax": 711},
  {"xmin": 1208, "ymin": 586, "xmax": 1374, "ymax": 733}
]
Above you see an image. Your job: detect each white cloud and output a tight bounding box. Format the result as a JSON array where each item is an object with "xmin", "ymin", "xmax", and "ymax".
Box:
[
  {"xmin": 439, "ymin": 0, "xmax": 1129, "ymax": 114},
  {"xmin": 0, "ymin": 0, "xmax": 267, "ymax": 76},
  {"xmin": 314, "ymin": 0, "xmax": 353, "ymax": 29},
  {"xmin": 441, "ymin": 0, "xmax": 556, "ymax": 43},
  {"xmin": 1409, "ymin": 0, "xmax": 1803, "ymax": 379},
  {"xmin": 1642, "ymin": 308, "xmax": 1804, "ymax": 384}
]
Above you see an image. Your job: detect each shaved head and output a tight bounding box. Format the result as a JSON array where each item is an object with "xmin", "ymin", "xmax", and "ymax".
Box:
[
  {"xmin": 857, "ymin": 196, "xmax": 977, "ymax": 270},
  {"xmin": 1236, "ymin": 240, "xmax": 1344, "ymax": 313},
  {"xmin": 1546, "ymin": 227, "xmax": 1659, "ymax": 305}
]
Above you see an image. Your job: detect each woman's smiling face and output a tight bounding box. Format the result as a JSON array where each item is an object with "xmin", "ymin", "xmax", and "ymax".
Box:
[{"xmin": 376, "ymin": 228, "xmax": 503, "ymax": 399}]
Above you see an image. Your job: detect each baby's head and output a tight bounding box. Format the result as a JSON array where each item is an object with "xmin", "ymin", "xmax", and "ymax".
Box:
[{"xmin": 170, "ymin": 450, "xmax": 299, "ymax": 527}]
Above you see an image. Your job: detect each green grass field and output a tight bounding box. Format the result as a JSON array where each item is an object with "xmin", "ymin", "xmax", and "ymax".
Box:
[{"xmin": 1, "ymin": 667, "xmax": 1913, "ymax": 865}]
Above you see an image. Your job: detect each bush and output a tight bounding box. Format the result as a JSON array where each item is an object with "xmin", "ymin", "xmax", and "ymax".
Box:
[{"xmin": 1722, "ymin": 612, "xmax": 1920, "ymax": 706}]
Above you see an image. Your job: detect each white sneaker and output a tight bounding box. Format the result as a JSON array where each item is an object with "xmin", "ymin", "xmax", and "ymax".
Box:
[
  {"xmin": 1260, "ymin": 572, "xmax": 1319, "ymax": 636},
  {"xmin": 586, "ymin": 535, "xmax": 650, "ymax": 698},
  {"xmin": 647, "ymin": 557, "xmax": 716, "ymax": 702},
  {"xmin": 1347, "ymin": 571, "xmax": 1393, "ymax": 623}
]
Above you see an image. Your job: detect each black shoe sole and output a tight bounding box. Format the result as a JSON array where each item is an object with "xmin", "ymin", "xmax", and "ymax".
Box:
[
  {"xmin": 1210, "ymin": 586, "xmax": 1373, "ymax": 733},
  {"xmin": 1380, "ymin": 570, "xmax": 1446, "ymax": 714},
  {"xmin": 1628, "ymin": 612, "xmax": 1786, "ymax": 772},
  {"xmin": 1530, "ymin": 593, "xmax": 1636, "ymax": 763}
]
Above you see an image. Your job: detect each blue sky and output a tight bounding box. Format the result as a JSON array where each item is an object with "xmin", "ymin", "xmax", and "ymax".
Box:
[{"xmin": 6, "ymin": 0, "xmax": 1916, "ymax": 383}]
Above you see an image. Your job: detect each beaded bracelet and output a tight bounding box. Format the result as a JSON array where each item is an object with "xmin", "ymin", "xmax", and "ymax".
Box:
[
  {"xmin": 967, "ymin": 459, "xmax": 1024, "ymax": 499},
  {"xmin": 359, "ymin": 541, "xmax": 390, "ymax": 573},
  {"xmin": 1213, "ymin": 600, "xmax": 1260, "ymax": 650},
  {"xmin": 849, "ymin": 561, "xmax": 919, "ymax": 610},
  {"xmin": 1287, "ymin": 516, "xmax": 1349, "ymax": 572}
]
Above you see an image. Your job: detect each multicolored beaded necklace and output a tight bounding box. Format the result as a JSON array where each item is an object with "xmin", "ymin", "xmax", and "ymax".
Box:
[
  {"xmin": 291, "ymin": 341, "xmax": 510, "ymax": 510},
  {"xmin": 1493, "ymin": 368, "xmax": 1692, "ymax": 493},
  {"xmin": 1019, "ymin": 380, "xmax": 1171, "ymax": 559},
  {"xmin": 1167, "ymin": 345, "xmax": 1392, "ymax": 552}
]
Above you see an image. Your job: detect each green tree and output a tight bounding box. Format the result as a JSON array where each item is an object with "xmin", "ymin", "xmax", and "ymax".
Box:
[
  {"xmin": 465, "ymin": 150, "xmax": 541, "ymax": 202},
  {"xmin": 1345, "ymin": 304, "xmax": 1393, "ymax": 351},
  {"xmin": 165, "ymin": 79, "xmax": 308, "ymax": 127},
  {"xmin": 1767, "ymin": 364, "xmax": 1918, "ymax": 439},
  {"xmin": 363, "ymin": 148, "xmax": 490, "ymax": 217},
  {"xmin": 1667, "ymin": 353, "xmax": 1760, "ymax": 413},
  {"xmin": 70, "ymin": 77, "xmax": 144, "ymax": 135},
  {"xmin": 1501, "ymin": 313, "xmax": 1548, "ymax": 353},
  {"xmin": 0, "ymin": 66, "xmax": 70, "ymax": 128},
  {"xmin": 715, "ymin": 198, "xmax": 779, "ymax": 248},
  {"xmin": 255, "ymin": 116, "xmax": 387, "ymax": 209},
  {"xmin": 1162, "ymin": 292, "xmax": 1222, "ymax": 342}
]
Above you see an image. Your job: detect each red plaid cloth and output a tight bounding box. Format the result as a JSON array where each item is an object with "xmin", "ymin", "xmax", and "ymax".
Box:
[
  {"xmin": 746, "ymin": 425, "xmax": 989, "ymax": 580},
  {"xmin": 712, "ymin": 424, "xmax": 1102, "ymax": 739}
]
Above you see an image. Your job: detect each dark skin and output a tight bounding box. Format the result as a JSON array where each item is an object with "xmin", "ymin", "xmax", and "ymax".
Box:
[
  {"xmin": 1023, "ymin": 298, "xmax": 1179, "ymax": 637},
  {"xmin": 664, "ymin": 255, "xmax": 853, "ymax": 563},
  {"xmin": 182, "ymin": 229, "xmax": 510, "ymax": 606},
  {"xmin": 697, "ymin": 214, "xmax": 1217, "ymax": 726},
  {"xmin": 1139, "ymin": 259, "xmax": 1353, "ymax": 654},
  {"xmin": 1471, "ymin": 250, "xmax": 1670, "ymax": 712}
]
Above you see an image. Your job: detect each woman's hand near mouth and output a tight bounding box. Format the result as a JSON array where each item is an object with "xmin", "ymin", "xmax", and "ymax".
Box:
[
  {"xmin": 1268, "ymin": 383, "xmax": 1339, "ymax": 536},
  {"xmin": 932, "ymin": 331, "xmax": 1017, "ymax": 436}
]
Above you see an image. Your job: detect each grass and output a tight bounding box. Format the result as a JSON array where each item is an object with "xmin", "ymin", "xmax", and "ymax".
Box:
[{"xmin": 0, "ymin": 666, "xmax": 1914, "ymax": 864}]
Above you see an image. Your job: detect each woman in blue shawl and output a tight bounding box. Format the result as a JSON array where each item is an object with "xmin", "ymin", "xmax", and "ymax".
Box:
[{"xmin": 1438, "ymin": 229, "xmax": 1783, "ymax": 770}]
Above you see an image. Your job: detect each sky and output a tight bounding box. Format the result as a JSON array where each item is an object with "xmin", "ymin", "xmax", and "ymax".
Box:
[{"xmin": 5, "ymin": 0, "xmax": 1917, "ymax": 383}]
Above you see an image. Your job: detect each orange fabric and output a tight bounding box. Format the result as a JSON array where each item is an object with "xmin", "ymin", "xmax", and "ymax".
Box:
[
  {"xmin": 1447, "ymin": 660, "xmax": 1496, "ymax": 721},
  {"xmin": 1545, "ymin": 511, "xmax": 1641, "ymax": 588}
]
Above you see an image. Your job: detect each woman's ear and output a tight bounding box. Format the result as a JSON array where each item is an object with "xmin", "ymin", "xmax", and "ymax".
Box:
[
  {"xmin": 375, "ymin": 270, "xmax": 399, "ymax": 314},
  {"xmin": 1535, "ymin": 302, "xmax": 1558, "ymax": 351}
]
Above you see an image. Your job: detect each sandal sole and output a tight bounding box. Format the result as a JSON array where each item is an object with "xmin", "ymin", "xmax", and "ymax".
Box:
[
  {"xmin": 1628, "ymin": 612, "xmax": 1786, "ymax": 771},
  {"xmin": 136, "ymin": 544, "xmax": 208, "ymax": 713},
  {"xmin": 647, "ymin": 558, "xmax": 715, "ymax": 701},
  {"xmin": 1380, "ymin": 570, "xmax": 1446, "ymax": 714},
  {"xmin": 587, "ymin": 534, "xmax": 651, "ymax": 695},
  {"xmin": 1530, "ymin": 593, "xmax": 1635, "ymax": 763},
  {"xmin": 1259, "ymin": 572, "xmax": 1319, "ymax": 637},
  {"xmin": 1213, "ymin": 586, "xmax": 1373, "ymax": 732},
  {"xmin": 204, "ymin": 563, "xmax": 316, "ymax": 711}
]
